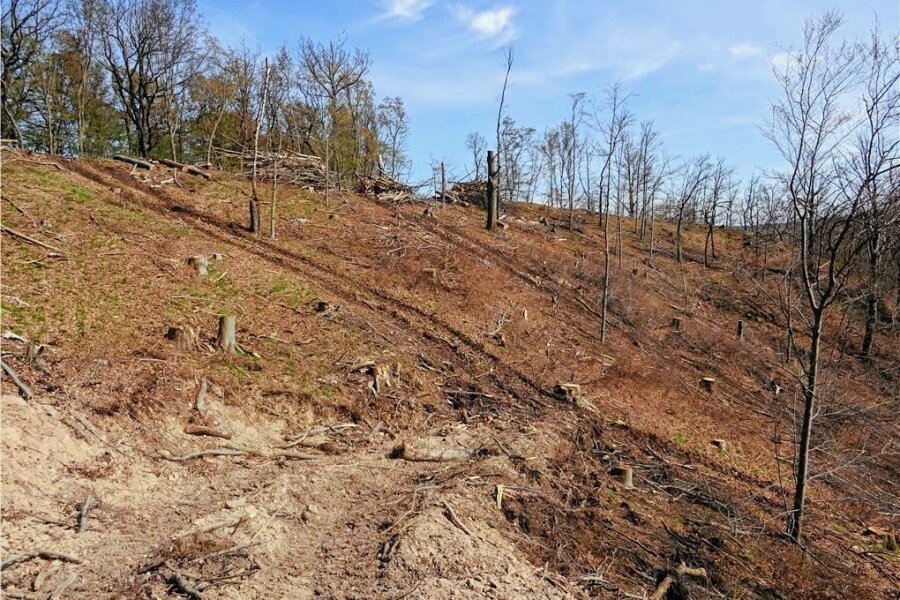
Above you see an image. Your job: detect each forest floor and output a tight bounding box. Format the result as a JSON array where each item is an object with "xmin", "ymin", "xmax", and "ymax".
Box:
[{"xmin": 0, "ymin": 150, "xmax": 897, "ymax": 599}]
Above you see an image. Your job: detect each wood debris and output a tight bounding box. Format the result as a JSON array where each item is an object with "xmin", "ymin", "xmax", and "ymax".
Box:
[
  {"xmin": 356, "ymin": 175, "xmax": 414, "ymax": 202},
  {"xmin": 443, "ymin": 180, "xmax": 487, "ymax": 207}
]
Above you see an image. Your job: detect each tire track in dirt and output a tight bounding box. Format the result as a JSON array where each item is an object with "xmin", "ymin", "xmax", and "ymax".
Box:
[{"xmin": 67, "ymin": 160, "xmax": 555, "ymax": 411}]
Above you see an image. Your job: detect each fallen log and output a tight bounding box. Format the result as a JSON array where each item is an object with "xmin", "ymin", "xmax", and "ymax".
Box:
[
  {"xmin": 112, "ymin": 154, "xmax": 153, "ymax": 170},
  {"xmin": 77, "ymin": 495, "xmax": 95, "ymax": 533},
  {"xmin": 649, "ymin": 562, "xmax": 708, "ymax": 600},
  {"xmin": 1, "ymin": 225, "xmax": 65, "ymax": 255},
  {"xmin": 169, "ymin": 572, "xmax": 202, "ymax": 600},
  {"xmin": 1, "ymin": 359, "xmax": 32, "ymax": 399},
  {"xmin": 184, "ymin": 425, "xmax": 232, "ymax": 439},
  {"xmin": 157, "ymin": 158, "xmax": 212, "ymax": 180},
  {"xmin": 1, "ymin": 550, "xmax": 81, "ymax": 571},
  {"xmin": 158, "ymin": 448, "xmax": 244, "ymax": 462}
]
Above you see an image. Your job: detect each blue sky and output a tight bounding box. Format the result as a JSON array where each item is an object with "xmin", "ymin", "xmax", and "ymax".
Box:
[{"xmin": 198, "ymin": 0, "xmax": 896, "ymax": 184}]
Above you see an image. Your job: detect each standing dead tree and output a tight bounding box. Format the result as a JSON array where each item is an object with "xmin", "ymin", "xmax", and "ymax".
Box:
[{"xmin": 495, "ymin": 46, "xmax": 513, "ymax": 210}]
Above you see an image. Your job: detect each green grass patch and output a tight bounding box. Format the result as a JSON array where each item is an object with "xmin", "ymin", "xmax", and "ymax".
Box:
[{"xmin": 66, "ymin": 185, "xmax": 93, "ymax": 204}]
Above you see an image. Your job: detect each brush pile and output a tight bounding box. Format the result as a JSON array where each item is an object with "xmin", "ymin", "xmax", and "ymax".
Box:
[
  {"xmin": 356, "ymin": 175, "xmax": 414, "ymax": 202},
  {"xmin": 444, "ymin": 180, "xmax": 487, "ymax": 207},
  {"xmin": 218, "ymin": 149, "xmax": 334, "ymax": 189}
]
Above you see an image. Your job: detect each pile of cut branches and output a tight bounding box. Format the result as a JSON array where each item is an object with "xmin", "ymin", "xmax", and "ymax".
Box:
[
  {"xmin": 444, "ymin": 180, "xmax": 487, "ymax": 207},
  {"xmin": 217, "ymin": 149, "xmax": 335, "ymax": 189},
  {"xmin": 356, "ymin": 175, "xmax": 414, "ymax": 202}
]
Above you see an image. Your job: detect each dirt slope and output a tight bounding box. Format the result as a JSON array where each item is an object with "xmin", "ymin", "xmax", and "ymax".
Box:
[{"xmin": 1, "ymin": 151, "xmax": 896, "ymax": 599}]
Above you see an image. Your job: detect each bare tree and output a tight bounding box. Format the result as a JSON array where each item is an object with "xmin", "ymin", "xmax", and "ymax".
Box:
[
  {"xmin": 766, "ymin": 11, "xmax": 878, "ymax": 542},
  {"xmin": 1, "ymin": 0, "xmax": 61, "ymax": 143},
  {"xmin": 266, "ymin": 46, "xmax": 292, "ymax": 240},
  {"xmin": 594, "ymin": 84, "xmax": 630, "ymax": 342},
  {"xmin": 98, "ymin": 0, "xmax": 203, "ymax": 157},
  {"xmin": 466, "ymin": 131, "xmax": 486, "ymax": 180},
  {"xmin": 495, "ymin": 46, "xmax": 513, "ymax": 207},
  {"xmin": 702, "ymin": 157, "xmax": 732, "ymax": 267},
  {"xmin": 376, "ymin": 96, "xmax": 409, "ymax": 180},
  {"xmin": 249, "ymin": 57, "xmax": 269, "ymax": 234},
  {"xmin": 566, "ymin": 92, "xmax": 586, "ymax": 230},
  {"xmin": 855, "ymin": 24, "xmax": 900, "ymax": 358},
  {"xmin": 672, "ymin": 154, "xmax": 712, "ymax": 263},
  {"xmin": 298, "ymin": 36, "xmax": 370, "ymax": 182}
]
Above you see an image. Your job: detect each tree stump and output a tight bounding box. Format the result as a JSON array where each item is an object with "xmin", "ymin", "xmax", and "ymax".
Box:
[
  {"xmin": 700, "ymin": 377, "xmax": 716, "ymax": 393},
  {"xmin": 609, "ymin": 465, "xmax": 634, "ymax": 489},
  {"xmin": 165, "ymin": 326, "xmax": 197, "ymax": 350},
  {"xmin": 216, "ymin": 316, "xmax": 236, "ymax": 353},
  {"xmin": 671, "ymin": 317, "xmax": 683, "ymax": 332},
  {"xmin": 737, "ymin": 319, "xmax": 745, "ymax": 340},
  {"xmin": 187, "ymin": 255, "xmax": 209, "ymax": 277}
]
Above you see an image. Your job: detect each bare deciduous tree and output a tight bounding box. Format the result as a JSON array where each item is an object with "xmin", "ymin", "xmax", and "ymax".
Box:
[{"xmin": 766, "ymin": 10, "xmax": 890, "ymax": 542}]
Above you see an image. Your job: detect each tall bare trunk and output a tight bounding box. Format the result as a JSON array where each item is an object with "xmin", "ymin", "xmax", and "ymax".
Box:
[
  {"xmin": 600, "ymin": 191, "xmax": 611, "ymax": 342},
  {"xmin": 250, "ymin": 58, "xmax": 270, "ymax": 234},
  {"xmin": 789, "ymin": 309, "xmax": 823, "ymax": 541}
]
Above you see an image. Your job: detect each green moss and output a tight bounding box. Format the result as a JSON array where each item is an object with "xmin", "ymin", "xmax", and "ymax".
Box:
[
  {"xmin": 18, "ymin": 167, "xmax": 63, "ymax": 188},
  {"xmin": 66, "ymin": 186, "xmax": 93, "ymax": 204},
  {"xmin": 1, "ymin": 300, "xmax": 47, "ymax": 337},
  {"xmin": 672, "ymin": 431, "xmax": 689, "ymax": 449}
]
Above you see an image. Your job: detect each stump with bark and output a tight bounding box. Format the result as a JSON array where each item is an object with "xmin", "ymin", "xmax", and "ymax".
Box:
[
  {"xmin": 187, "ymin": 255, "xmax": 209, "ymax": 277},
  {"xmin": 216, "ymin": 316, "xmax": 236, "ymax": 353},
  {"xmin": 609, "ymin": 465, "xmax": 634, "ymax": 489},
  {"xmin": 165, "ymin": 326, "xmax": 198, "ymax": 351}
]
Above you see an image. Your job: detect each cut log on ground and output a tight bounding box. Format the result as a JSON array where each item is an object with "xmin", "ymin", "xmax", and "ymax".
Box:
[
  {"xmin": 77, "ymin": 495, "xmax": 95, "ymax": 533},
  {"xmin": 1, "ymin": 359, "xmax": 32, "ymax": 399},
  {"xmin": 649, "ymin": 562, "xmax": 708, "ymax": 600},
  {"xmin": 112, "ymin": 155, "xmax": 153, "ymax": 170},
  {"xmin": 389, "ymin": 441, "xmax": 471, "ymax": 462},
  {"xmin": 157, "ymin": 158, "xmax": 212, "ymax": 180},
  {"xmin": 184, "ymin": 425, "xmax": 232, "ymax": 439},
  {"xmin": 1, "ymin": 225, "xmax": 65, "ymax": 255},
  {"xmin": 1, "ymin": 551, "xmax": 81, "ymax": 571}
]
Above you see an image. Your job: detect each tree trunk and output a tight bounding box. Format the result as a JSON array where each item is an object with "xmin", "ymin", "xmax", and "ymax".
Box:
[
  {"xmin": 676, "ymin": 212, "xmax": 684, "ymax": 263},
  {"xmin": 600, "ymin": 192, "xmax": 611, "ymax": 342},
  {"xmin": 861, "ymin": 291, "xmax": 877, "ymax": 357},
  {"xmin": 250, "ymin": 58, "xmax": 270, "ymax": 234},
  {"xmin": 789, "ymin": 310, "xmax": 823, "ymax": 542},
  {"xmin": 440, "ymin": 161, "xmax": 446, "ymax": 204},
  {"xmin": 486, "ymin": 150, "xmax": 498, "ymax": 231}
]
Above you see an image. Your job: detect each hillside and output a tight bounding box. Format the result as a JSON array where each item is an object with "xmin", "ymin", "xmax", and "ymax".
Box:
[{"xmin": 1, "ymin": 151, "xmax": 896, "ymax": 599}]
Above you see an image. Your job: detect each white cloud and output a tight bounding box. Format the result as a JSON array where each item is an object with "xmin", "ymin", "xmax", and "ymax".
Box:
[
  {"xmin": 769, "ymin": 51, "xmax": 790, "ymax": 74},
  {"xmin": 455, "ymin": 5, "xmax": 517, "ymax": 39},
  {"xmin": 380, "ymin": 0, "xmax": 433, "ymax": 21},
  {"xmin": 729, "ymin": 42, "xmax": 761, "ymax": 58}
]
